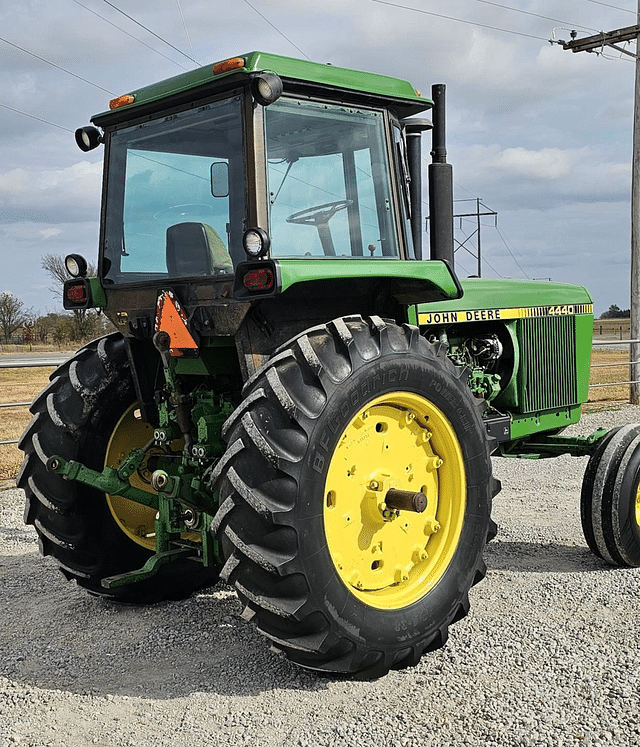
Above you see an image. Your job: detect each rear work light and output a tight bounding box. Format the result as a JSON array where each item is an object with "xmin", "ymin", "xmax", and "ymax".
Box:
[
  {"xmin": 75, "ymin": 126, "xmax": 103, "ymax": 152},
  {"xmin": 243, "ymin": 227, "xmax": 270, "ymax": 258},
  {"xmin": 243, "ymin": 268, "xmax": 274, "ymax": 292},
  {"xmin": 65, "ymin": 253, "xmax": 88, "ymax": 278},
  {"xmin": 250, "ymin": 73, "xmax": 283, "ymax": 106}
]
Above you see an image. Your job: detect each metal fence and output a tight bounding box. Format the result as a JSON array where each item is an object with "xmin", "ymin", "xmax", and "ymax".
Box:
[
  {"xmin": 590, "ymin": 338, "xmax": 640, "ymax": 390},
  {"xmin": 0, "ymin": 357, "xmax": 67, "ymax": 446}
]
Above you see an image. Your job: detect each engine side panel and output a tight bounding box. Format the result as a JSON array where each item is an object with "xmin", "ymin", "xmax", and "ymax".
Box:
[{"xmin": 416, "ymin": 278, "xmax": 594, "ymax": 443}]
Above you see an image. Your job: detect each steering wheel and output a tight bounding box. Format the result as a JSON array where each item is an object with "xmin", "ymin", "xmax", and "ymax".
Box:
[{"xmin": 286, "ymin": 200, "xmax": 351, "ymax": 226}]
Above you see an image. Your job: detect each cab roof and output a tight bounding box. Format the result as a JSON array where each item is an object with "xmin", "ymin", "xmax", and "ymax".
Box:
[{"xmin": 91, "ymin": 51, "xmax": 432, "ymax": 126}]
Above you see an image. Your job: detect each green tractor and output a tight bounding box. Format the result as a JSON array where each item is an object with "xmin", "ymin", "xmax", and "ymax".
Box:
[{"xmin": 17, "ymin": 52, "xmax": 640, "ymax": 678}]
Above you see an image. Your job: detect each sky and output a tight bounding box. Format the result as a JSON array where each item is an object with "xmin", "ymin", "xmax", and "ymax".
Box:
[{"xmin": 0, "ymin": 0, "xmax": 637, "ymax": 317}]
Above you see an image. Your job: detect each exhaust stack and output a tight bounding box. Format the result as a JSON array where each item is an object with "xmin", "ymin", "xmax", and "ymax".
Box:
[
  {"xmin": 404, "ymin": 118, "xmax": 430, "ymax": 260},
  {"xmin": 428, "ymin": 84, "xmax": 454, "ymax": 268}
]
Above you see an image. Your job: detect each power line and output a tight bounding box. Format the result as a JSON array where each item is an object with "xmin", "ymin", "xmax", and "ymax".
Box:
[
  {"xmin": 494, "ymin": 223, "xmax": 532, "ymax": 269},
  {"xmin": 70, "ymin": 0, "xmax": 190, "ymax": 71},
  {"xmin": 0, "ymin": 35, "xmax": 115, "ymax": 95},
  {"xmin": 370, "ymin": 0, "xmax": 550, "ymax": 41},
  {"xmin": 495, "ymin": 225, "xmax": 530, "ymax": 278},
  {"xmin": 454, "ymin": 180, "xmax": 483, "ymax": 199},
  {"xmin": 475, "ymin": 0, "xmax": 599, "ymax": 33},
  {"xmin": 101, "ymin": 0, "xmax": 200, "ymax": 66},
  {"xmin": 0, "ymin": 102, "xmax": 73, "ymax": 133},
  {"xmin": 481, "ymin": 253, "xmax": 503, "ymax": 277},
  {"xmin": 175, "ymin": 0, "xmax": 196, "ymax": 67},
  {"xmin": 241, "ymin": 0, "xmax": 312, "ymax": 60},
  {"xmin": 581, "ymin": 0, "xmax": 636, "ymax": 14}
]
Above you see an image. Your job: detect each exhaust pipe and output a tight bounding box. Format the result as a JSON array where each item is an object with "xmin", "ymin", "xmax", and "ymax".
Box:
[
  {"xmin": 404, "ymin": 118, "xmax": 430, "ymax": 260},
  {"xmin": 428, "ymin": 84, "xmax": 454, "ymax": 268}
]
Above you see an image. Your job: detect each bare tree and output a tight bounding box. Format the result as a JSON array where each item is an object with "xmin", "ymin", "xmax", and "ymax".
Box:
[{"xmin": 0, "ymin": 292, "xmax": 29, "ymax": 344}]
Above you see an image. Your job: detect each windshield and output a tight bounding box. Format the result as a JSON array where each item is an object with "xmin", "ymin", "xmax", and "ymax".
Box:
[
  {"xmin": 102, "ymin": 97, "xmax": 245, "ymax": 284},
  {"xmin": 265, "ymin": 99, "xmax": 401, "ymax": 259}
]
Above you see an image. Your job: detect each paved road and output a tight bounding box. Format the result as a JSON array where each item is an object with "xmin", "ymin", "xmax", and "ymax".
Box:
[{"xmin": 0, "ymin": 352, "xmax": 70, "ymax": 368}]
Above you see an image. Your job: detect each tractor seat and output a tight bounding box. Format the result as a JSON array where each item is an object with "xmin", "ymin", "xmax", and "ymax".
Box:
[{"xmin": 166, "ymin": 222, "xmax": 234, "ymax": 277}]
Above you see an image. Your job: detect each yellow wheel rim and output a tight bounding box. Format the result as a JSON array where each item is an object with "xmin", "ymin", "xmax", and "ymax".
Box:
[
  {"xmin": 323, "ymin": 391, "xmax": 466, "ymax": 610},
  {"xmin": 635, "ymin": 481, "xmax": 640, "ymax": 528},
  {"xmin": 105, "ymin": 404, "xmax": 159, "ymax": 551}
]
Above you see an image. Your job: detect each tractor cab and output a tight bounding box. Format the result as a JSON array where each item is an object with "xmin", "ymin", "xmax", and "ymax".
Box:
[{"xmin": 75, "ymin": 53, "xmax": 432, "ymax": 294}]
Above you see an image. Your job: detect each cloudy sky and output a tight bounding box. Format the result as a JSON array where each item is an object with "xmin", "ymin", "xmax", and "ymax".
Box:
[{"xmin": 0, "ymin": 0, "xmax": 637, "ymax": 316}]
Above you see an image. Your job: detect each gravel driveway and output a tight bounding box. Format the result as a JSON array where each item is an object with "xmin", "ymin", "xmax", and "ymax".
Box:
[{"xmin": 2, "ymin": 406, "xmax": 640, "ymax": 747}]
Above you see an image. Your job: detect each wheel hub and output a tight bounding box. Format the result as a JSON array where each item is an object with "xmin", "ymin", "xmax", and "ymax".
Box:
[{"xmin": 323, "ymin": 391, "xmax": 466, "ymax": 609}]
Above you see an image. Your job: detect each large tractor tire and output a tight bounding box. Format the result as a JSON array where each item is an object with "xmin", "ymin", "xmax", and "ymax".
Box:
[
  {"xmin": 18, "ymin": 333, "xmax": 218, "ymax": 603},
  {"xmin": 581, "ymin": 424, "xmax": 640, "ymax": 567},
  {"xmin": 212, "ymin": 316, "xmax": 499, "ymax": 677}
]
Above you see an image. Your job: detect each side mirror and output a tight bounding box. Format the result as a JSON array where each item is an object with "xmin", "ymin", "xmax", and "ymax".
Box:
[{"xmin": 210, "ymin": 162, "xmax": 229, "ymax": 198}]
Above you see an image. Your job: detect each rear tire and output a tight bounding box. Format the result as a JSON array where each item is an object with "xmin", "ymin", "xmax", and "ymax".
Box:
[
  {"xmin": 212, "ymin": 316, "xmax": 499, "ymax": 677},
  {"xmin": 581, "ymin": 424, "xmax": 640, "ymax": 567},
  {"xmin": 18, "ymin": 333, "xmax": 218, "ymax": 603}
]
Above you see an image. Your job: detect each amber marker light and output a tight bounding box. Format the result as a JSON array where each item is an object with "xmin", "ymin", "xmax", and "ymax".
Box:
[
  {"xmin": 213, "ymin": 57, "xmax": 245, "ymax": 75},
  {"xmin": 109, "ymin": 94, "xmax": 135, "ymax": 110}
]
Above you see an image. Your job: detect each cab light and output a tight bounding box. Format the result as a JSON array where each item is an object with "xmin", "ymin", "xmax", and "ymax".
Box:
[
  {"xmin": 213, "ymin": 57, "xmax": 245, "ymax": 75},
  {"xmin": 251, "ymin": 73, "xmax": 283, "ymax": 106},
  {"xmin": 243, "ymin": 227, "xmax": 270, "ymax": 258},
  {"xmin": 109, "ymin": 94, "xmax": 135, "ymax": 110},
  {"xmin": 65, "ymin": 253, "xmax": 88, "ymax": 278},
  {"xmin": 243, "ymin": 268, "xmax": 274, "ymax": 292},
  {"xmin": 74, "ymin": 126, "xmax": 103, "ymax": 152},
  {"xmin": 66, "ymin": 283, "xmax": 88, "ymax": 304}
]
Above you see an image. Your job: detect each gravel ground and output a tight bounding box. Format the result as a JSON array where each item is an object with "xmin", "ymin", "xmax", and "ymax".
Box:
[{"xmin": 2, "ymin": 406, "xmax": 640, "ymax": 747}]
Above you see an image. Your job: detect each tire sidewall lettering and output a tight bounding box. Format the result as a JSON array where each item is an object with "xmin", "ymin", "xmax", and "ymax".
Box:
[{"xmin": 311, "ymin": 359, "xmax": 480, "ymax": 477}]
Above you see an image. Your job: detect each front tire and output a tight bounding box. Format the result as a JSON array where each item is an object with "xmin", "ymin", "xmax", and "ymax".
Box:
[
  {"xmin": 581, "ymin": 424, "xmax": 640, "ymax": 567},
  {"xmin": 18, "ymin": 334, "xmax": 218, "ymax": 603},
  {"xmin": 213, "ymin": 316, "xmax": 499, "ymax": 677}
]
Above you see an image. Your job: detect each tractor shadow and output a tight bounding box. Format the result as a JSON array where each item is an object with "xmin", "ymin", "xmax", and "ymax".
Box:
[
  {"xmin": 484, "ymin": 539, "xmax": 612, "ymax": 573},
  {"xmin": 0, "ymin": 538, "xmax": 619, "ymax": 700},
  {"xmin": 0, "ymin": 550, "xmax": 334, "ymax": 700}
]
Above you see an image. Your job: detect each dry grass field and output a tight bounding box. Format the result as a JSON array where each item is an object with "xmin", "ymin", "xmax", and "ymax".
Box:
[
  {"xmin": 0, "ymin": 367, "xmax": 54, "ymax": 480},
  {"xmin": 587, "ymin": 348, "xmax": 632, "ymax": 408},
  {"xmin": 592, "ymin": 317, "xmax": 630, "ymax": 340},
  {"xmin": 0, "ymin": 341, "xmax": 635, "ymax": 481}
]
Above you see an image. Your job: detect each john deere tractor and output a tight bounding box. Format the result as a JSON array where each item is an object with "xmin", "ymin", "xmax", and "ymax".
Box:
[{"xmin": 18, "ymin": 52, "xmax": 640, "ymax": 678}]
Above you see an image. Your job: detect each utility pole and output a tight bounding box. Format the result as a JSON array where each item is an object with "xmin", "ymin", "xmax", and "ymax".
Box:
[
  {"xmin": 452, "ymin": 198, "xmax": 497, "ymax": 277},
  {"xmin": 560, "ymin": 12, "xmax": 640, "ymax": 403}
]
